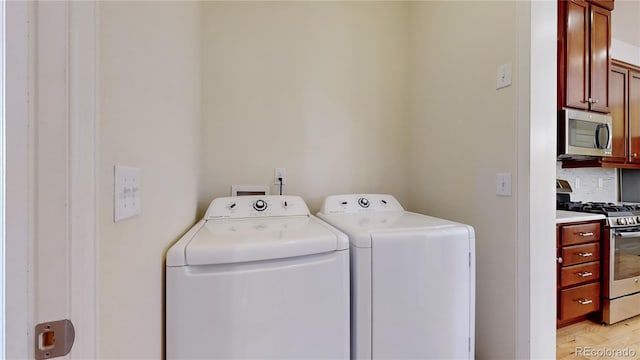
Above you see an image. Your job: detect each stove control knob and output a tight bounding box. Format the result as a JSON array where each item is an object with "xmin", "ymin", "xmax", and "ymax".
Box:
[
  {"xmin": 358, "ymin": 197, "xmax": 370, "ymax": 208},
  {"xmin": 253, "ymin": 199, "xmax": 268, "ymax": 212},
  {"xmin": 636, "ymin": 216, "xmax": 640, "ymax": 223},
  {"xmin": 618, "ymin": 218, "xmax": 627, "ymax": 225}
]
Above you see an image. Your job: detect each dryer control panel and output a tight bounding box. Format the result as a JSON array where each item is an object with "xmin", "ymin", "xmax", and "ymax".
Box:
[
  {"xmin": 205, "ymin": 195, "xmax": 310, "ymax": 219},
  {"xmin": 319, "ymin": 194, "xmax": 404, "ymax": 214}
]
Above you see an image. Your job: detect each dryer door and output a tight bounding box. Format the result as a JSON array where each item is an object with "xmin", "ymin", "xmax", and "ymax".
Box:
[{"xmin": 371, "ymin": 226, "xmax": 473, "ymax": 359}]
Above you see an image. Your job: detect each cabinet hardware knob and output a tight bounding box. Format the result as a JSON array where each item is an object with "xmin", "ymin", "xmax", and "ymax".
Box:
[
  {"xmin": 633, "ymin": 153, "xmax": 638, "ymax": 158},
  {"xmin": 578, "ymin": 232, "xmax": 594, "ymax": 237},
  {"xmin": 578, "ymin": 271, "xmax": 593, "ymax": 277},
  {"xmin": 578, "ymin": 252, "xmax": 593, "ymax": 257},
  {"xmin": 557, "ymin": 257, "xmax": 563, "ymax": 264},
  {"xmin": 577, "ymin": 298, "xmax": 593, "ymax": 305}
]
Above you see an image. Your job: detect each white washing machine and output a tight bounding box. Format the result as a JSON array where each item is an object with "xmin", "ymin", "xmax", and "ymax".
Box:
[
  {"xmin": 166, "ymin": 195, "xmax": 350, "ymax": 359},
  {"xmin": 317, "ymin": 194, "xmax": 475, "ymax": 360}
]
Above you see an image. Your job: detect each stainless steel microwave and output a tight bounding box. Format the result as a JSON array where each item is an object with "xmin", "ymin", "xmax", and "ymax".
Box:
[{"xmin": 558, "ymin": 108, "xmax": 612, "ymax": 158}]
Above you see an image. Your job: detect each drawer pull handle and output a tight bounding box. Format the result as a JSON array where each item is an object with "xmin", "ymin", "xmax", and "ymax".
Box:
[
  {"xmin": 578, "ymin": 252, "xmax": 593, "ymax": 257},
  {"xmin": 578, "ymin": 232, "xmax": 594, "ymax": 237},
  {"xmin": 577, "ymin": 298, "xmax": 593, "ymax": 305},
  {"xmin": 578, "ymin": 271, "xmax": 593, "ymax": 277}
]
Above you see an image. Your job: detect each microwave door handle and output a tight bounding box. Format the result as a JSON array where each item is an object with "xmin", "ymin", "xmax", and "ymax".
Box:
[
  {"xmin": 606, "ymin": 123, "xmax": 612, "ymax": 149},
  {"xmin": 595, "ymin": 124, "xmax": 603, "ymax": 149},
  {"xmin": 594, "ymin": 123, "xmax": 611, "ymax": 150}
]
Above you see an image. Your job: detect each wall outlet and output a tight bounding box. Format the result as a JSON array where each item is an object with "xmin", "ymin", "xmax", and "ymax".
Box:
[
  {"xmin": 114, "ymin": 165, "xmax": 141, "ymax": 222},
  {"xmin": 274, "ymin": 167, "xmax": 286, "ymax": 185}
]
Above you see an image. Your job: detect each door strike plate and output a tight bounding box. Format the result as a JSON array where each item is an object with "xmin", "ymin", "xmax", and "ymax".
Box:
[{"xmin": 35, "ymin": 319, "xmax": 75, "ymax": 360}]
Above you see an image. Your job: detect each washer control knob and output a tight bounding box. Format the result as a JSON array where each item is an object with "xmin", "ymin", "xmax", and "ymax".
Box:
[
  {"xmin": 253, "ymin": 199, "xmax": 268, "ymax": 211},
  {"xmin": 358, "ymin": 197, "xmax": 370, "ymax": 208}
]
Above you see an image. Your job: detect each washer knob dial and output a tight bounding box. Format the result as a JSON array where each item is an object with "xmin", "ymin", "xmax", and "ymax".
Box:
[
  {"xmin": 253, "ymin": 199, "xmax": 268, "ymax": 211},
  {"xmin": 358, "ymin": 197, "xmax": 370, "ymax": 208}
]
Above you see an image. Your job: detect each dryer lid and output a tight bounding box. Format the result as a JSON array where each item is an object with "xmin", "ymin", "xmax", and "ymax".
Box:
[{"xmin": 184, "ymin": 216, "xmax": 348, "ymax": 265}]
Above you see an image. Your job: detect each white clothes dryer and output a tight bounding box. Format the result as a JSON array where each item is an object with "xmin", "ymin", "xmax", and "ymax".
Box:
[
  {"xmin": 317, "ymin": 194, "xmax": 475, "ymax": 360},
  {"xmin": 166, "ymin": 195, "xmax": 350, "ymax": 359}
]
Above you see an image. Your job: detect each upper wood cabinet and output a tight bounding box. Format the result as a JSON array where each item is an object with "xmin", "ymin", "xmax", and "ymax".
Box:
[
  {"xmin": 600, "ymin": 61, "xmax": 640, "ymax": 167},
  {"xmin": 629, "ymin": 70, "xmax": 640, "ymax": 163},
  {"xmin": 558, "ymin": 0, "xmax": 612, "ymax": 113},
  {"xmin": 604, "ymin": 63, "xmax": 628, "ymax": 163}
]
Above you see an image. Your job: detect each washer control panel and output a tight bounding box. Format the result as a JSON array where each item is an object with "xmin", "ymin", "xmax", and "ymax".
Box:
[
  {"xmin": 319, "ymin": 194, "xmax": 404, "ymax": 214},
  {"xmin": 205, "ymin": 195, "xmax": 310, "ymax": 219}
]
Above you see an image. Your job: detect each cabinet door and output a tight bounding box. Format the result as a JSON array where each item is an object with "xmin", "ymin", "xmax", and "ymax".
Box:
[
  {"xmin": 630, "ymin": 71, "xmax": 640, "ymax": 163},
  {"xmin": 589, "ymin": 5, "xmax": 611, "ymax": 113},
  {"xmin": 565, "ymin": 0, "xmax": 590, "ymax": 110},
  {"xmin": 605, "ymin": 65, "xmax": 628, "ymax": 163}
]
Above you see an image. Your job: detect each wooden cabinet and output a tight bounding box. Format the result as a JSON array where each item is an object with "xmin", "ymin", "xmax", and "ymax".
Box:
[
  {"xmin": 558, "ymin": 0, "xmax": 612, "ymax": 113},
  {"xmin": 629, "ymin": 70, "xmax": 640, "ymax": 163},
  {"xmin": 600, "ymin": 61, "xmax": 640, "ymax": 167},
  {"xmin": 605, "ymin": 63, "xmax": 628, "ymax": 163},
  {"xmin": 557, "ymin": 220, "xmax": 603, "ymax": 327}
]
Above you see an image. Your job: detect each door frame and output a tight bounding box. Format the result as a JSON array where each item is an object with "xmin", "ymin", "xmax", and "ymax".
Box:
[
  {"xmin": 5, "ymin": 1, "xmax": 29, "ymax": 357},
  {"xmin": 67, "ymin": 2, "xmax": 98, "ymax": 358},
  {"xmin": 5, "ymin": 2, "xmax": 98, "ymax": 358}
]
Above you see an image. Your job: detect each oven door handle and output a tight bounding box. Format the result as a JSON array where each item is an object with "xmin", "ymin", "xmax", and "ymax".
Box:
[{"xmin": 614, "ymin": 231, "xmax": 640, "ymax": 238}]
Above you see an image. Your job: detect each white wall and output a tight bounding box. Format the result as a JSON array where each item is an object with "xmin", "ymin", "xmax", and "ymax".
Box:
[
  {"xmin": 408, "ymin": 2, "xmax": 519, "ymax": 358},
  {"xmin": 98, "ymin": 2, "xmax": 201, "ymax": 358},
  {"xmin": 612, "ymin": 0, "xmax": 640, "ymax": 65},
  {"xmin": 199, "ymin": 2, "xmax": 410, "ymax": 213}
]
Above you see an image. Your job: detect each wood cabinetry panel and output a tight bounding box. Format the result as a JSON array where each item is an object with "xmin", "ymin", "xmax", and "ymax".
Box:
[
  {"xmin": 557, "ymin": 220, "xmax": 603, "ymax": 327},
  {"xmin": 561, "ymin": 222, "xmax": 601, "ymax": 246},
  {"xmin": 560, "ymin": 282, "xmax": 601, "ymax": 321},
  {"xmin": 606, "ymin": 64, "xmax": 628, "ymax": 163},
  {"xmin": 565, "ymin": 0, "xmax": 590, "ymax": 110},
  {"xmin": 561, "ymin": 261, "xmax": 601, "ymax": 287},
  {"xmin": 562, "ymin": 242, "xmax": 600, "ymax": 265},
  {"xmin": 629, "ymin": 71, "xmax": 640, "ymax": 164},
  {"xmin": 589, "ymin": 5, "xmax": 611, "ymax": 113}
]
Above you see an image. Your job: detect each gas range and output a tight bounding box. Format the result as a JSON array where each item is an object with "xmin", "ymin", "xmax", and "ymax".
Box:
[{"xmin": 557, "ymin": 201, "xmax": 640, "ymax": 228}]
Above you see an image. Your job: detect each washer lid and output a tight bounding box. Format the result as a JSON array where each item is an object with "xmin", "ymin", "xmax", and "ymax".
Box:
[
  {"xmin": 317, "ymin": 209, "xmax": 468, "ymax": 248},
  {"xmin": 184, "ymin": 215, "xmax": 348, "ymax": 265}
]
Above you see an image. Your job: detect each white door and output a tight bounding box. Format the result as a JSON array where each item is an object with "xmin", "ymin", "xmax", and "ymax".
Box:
[{"xmin": 4, "ymin": 2, "xmax": 97, "ymax": 358}]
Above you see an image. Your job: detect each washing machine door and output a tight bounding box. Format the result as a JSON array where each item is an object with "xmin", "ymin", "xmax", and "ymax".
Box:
[
  {"xmin": 370, "ymin": 226, "xmax": 473, "ymax": 359},
  {"xmin": 185, "ymin": 216, "xmax": 342, "ymax": 265},
  {"xmin": 166, "ymin": 248, "xmax": 350, "ymax": 359}
]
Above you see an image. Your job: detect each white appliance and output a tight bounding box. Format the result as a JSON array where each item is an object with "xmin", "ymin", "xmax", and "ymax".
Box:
[
  {"xmin": 166, "ymin": 195, "xmax": 350, "ymax": 359},
  {"xmin": 317, "ymin": 194, "xmax": 475, "ymax": 360}
]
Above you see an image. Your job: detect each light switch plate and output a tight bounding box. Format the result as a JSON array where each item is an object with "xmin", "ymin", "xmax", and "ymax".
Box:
[
  {"xmin": 114, "ymin": 165, "xmax": 141, "ymax": 222},
  {"xmin": 496, "ymin": 63, "xmax": 512, "ymax": 89},
  {"xmin": 496, "ymin": 173, "xmax": 512, "ymax": 196}
]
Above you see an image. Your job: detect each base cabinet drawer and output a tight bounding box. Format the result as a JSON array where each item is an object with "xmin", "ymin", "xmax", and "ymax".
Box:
[
  {"xmin": 561, "ymin": 223, "xmax": 601, "ymax": 246},
  {"xmin": 561, "ymin": 261, "xmax": 600, "ymax": 287},
  {"xmin": 559, "ymin": 283, "xmax": 600, "ymax": 321},
  {"xmin": 562, "ymin": 243, "xmax": 600, "ymax": 265}
]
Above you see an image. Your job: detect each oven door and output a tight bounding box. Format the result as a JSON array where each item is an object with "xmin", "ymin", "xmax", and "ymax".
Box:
[{"xmin": 610, "ymin": 229, "xmax": 640, "ymax": 298}]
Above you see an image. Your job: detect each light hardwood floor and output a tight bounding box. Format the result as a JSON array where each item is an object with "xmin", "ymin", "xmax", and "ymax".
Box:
[{"xmin": 557, "ymin": 316, "xmax": 640, "ymax": 359}]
